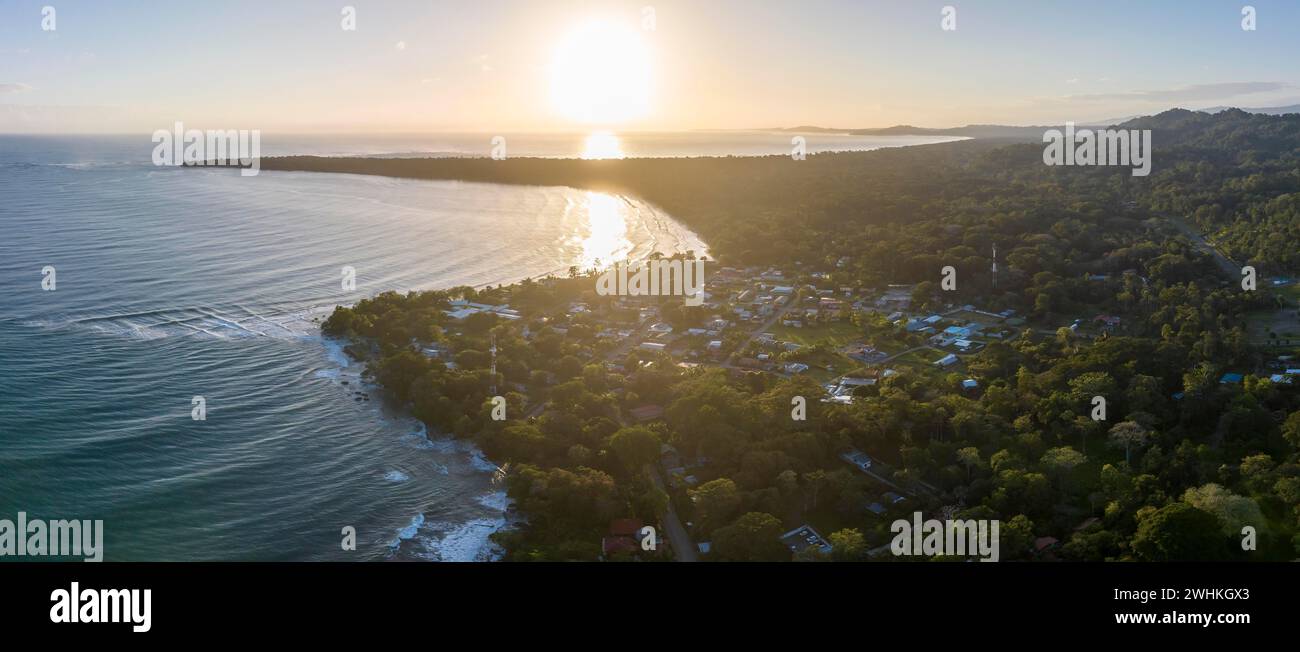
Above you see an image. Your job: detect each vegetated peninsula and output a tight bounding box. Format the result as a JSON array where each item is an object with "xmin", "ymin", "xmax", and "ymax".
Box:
[{"xmin": 309, "ymin": 109, "xmax": 1300, "ymax": 561}]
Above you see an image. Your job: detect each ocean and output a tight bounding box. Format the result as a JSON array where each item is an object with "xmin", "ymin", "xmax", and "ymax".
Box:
[{"xmin": 0, "ymin": 131, "xmax": 957, "ymax": 560}]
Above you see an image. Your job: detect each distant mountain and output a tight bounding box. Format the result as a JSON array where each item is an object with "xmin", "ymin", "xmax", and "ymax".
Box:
[
  {"xmin": 774, "ymin": 122, "xmax": 1107, "ymax": 141},
  {"xmin": 774, "ymin": 104, "xmax": 1300, "ymax": 140},
  {"xmin": 1199, "ymin": 103, "xmax": 1300, "ymax": 116},
  {"xmin": 1111, "ymin": 107, "xmax": 1300, "ymax": 153}
]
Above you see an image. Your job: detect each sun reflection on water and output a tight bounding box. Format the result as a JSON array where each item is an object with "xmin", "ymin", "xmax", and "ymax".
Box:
[{"xmin": 580, "ymin": 191, "xmax": 631, "ymax": 269}]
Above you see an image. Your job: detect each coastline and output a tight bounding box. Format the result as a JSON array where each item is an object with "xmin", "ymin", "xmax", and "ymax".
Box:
[{"xmin": 312, "ymin": 183, "xmax": 711, "ymax": 561}]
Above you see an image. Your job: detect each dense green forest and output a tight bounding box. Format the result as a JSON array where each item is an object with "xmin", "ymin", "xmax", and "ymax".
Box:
[{"xmin": 311, "ymin": 109, "xmax": 1300, "ymax": 561}]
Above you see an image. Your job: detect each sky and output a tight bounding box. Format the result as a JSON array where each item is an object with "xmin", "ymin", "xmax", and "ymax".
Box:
[{"xmin": 1, "ymin": 0, "xmax": 1299, "ymax": 133}]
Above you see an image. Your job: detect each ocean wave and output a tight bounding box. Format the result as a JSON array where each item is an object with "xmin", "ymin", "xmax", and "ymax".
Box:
[
  {"xmin": 476, "ymin": 491, "xmax": 511, "ymax": 513},
  {"xmin": 405, "ymin": 517, "xmax": 508, "ymax": 562},
  {"xmin": 389, "ymin": 512, "xmax": 426, "ymax": 548},
  {"xmin": 20, "ymin": 304, "xmax": 329, "ymax": 342}
]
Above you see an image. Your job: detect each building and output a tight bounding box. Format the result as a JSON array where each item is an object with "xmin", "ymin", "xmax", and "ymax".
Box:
[
  {"xmin": 780, "ymin": 525, "xmax": 833, "ymax": 556},
  {"xmin": 840, "ymin": 449, "xmax": 873, "ymax": 472},
  {"xmin": 935, "ymin": 353, "xmax": 959, "ymax": 367}
]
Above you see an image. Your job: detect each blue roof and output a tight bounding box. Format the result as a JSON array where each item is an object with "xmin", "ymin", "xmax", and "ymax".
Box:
[{"xmin": 1219, "ymin": 373, "xmax": 1244, "ymax": 384}]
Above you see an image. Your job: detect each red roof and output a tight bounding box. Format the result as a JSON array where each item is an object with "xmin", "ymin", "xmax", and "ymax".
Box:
[
  {"xmin": 609, "ymin": 518, "xmax": 643, "ymax": 537},
  {"xmin": 602, "ymin": 537, "xmax": 638, "ymax": 555}
]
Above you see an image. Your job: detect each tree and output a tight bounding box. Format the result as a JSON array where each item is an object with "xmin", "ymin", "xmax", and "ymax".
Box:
[
  {"xmin": 1282, "ymin": 409, "xmax": 1300, "ymax": 450},
  {"xmin": 712, "ymin": 512, "xmax": 788, "ymax": 561},
  {"xmin": 828, "ymin": 528, "xmax": 866, "ymax": 561},
  {"xmin": 998, "ymin": 514, "xmax": 1035, "ymax": 561},
  {"xmin": 1182, "ymin": 484, "xmax": 1265, "ymax": 538},
  {"xmin": 956, "ymin": 447, "xmax": 983, "ymax": 481},
  {"xmin": 608, "ymin": 426, "xmax": 660, "ymax": 471},
  {"xmin": 689, "ymin": 478, "xmax": 741, "ymax": 534},
  {"xmin": 1040, "ymin": 446, "xmax": 1087, "ymax": 492},
  {"xmin": 1131, "ymin": 502, "xmax": 1225, "ymax": 561},
  {"xmin": 1107, "ymin": 421, "xmax": 1151, "ymax": 466}
]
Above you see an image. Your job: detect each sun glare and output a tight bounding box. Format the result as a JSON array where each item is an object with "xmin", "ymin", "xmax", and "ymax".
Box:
[
  {"xmin": 581, "ymin": 131, "xmax": 625, "ymax": 159},
  {"xmin": 550, "ymin": 20, "xmax": 652, "ymax": 124}
]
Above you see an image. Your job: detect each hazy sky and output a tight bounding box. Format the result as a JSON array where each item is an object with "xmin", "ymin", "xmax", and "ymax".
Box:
[{"xmin": 2, "ymin": 0, "xmax": 1299, "ymax": 133}]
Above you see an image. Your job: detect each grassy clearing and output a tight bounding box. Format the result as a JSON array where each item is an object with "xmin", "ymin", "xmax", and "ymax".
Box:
[{"xmin": 769, "ymin": 320, "xmax": 864, "ymax": 348}]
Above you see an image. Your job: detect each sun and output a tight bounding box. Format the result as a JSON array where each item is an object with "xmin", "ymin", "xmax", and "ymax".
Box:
[{"xmin": 549, "ymin": 20, "xmax": 652, "ymax": 124}]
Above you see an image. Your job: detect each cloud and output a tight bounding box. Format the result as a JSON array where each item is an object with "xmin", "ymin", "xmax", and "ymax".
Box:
[
  {"xmin": 0, "ymin": 82, "xmax": 33, "ymax": 94},
  {"xmin": 1063, "ymin": 81, "xmax": 1290, "ymax": 103},
  {"xmin": 395, "ymin": 41, "xmax": 406, "ymax": 51}
]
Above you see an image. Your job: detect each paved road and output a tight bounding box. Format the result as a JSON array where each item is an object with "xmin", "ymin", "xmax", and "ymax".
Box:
[
  {"xmin": 1167, "ymin": 215, "xmax": 1239, "ymax": 278},
  {"xmin": 646, "ymin": 465, "xmax": 698, "ymax": 561},
  {"xmin": 723, "ymin": 301, "xmax": 798, "ymax": 369}
]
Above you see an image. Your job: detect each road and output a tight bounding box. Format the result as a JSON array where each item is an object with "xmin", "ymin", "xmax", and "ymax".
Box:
[
  {"xmin": 646, "ymin": 464, "xmax": 698, "ymax": 561},
  {"xmin": 722, "ymin": 300, "xmax": 798, "ymax": 369},
  {"xmin": 1167, "ymin": 215, "xmax": 1239, "ymax": 278}
]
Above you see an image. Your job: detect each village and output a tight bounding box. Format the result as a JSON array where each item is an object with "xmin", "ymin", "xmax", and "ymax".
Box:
[{"xmin": 410, "ymin": 259, "xmax": 1299, "ymax": 561}]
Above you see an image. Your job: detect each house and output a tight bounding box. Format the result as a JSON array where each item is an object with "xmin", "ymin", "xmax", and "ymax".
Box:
[
  {"xmin": 445, "ymin": 308, "xmax": 478, "ymax": 321},
  {"xmin": 779, "ymin": 525, "xmax": 833, "ymax": 556},
  {"xmin": 1093, "ymin": 315, "xmax": 1122, "ymax": 330},
  {"xmin": 609, "ymin": 518, "xmax": 642, "ymax": 537},
  {"xmin": 601, "ymin": 518, "xmax": 644, "ymax": 557},
  {"xmin": 1033, "ymin": 536, "xmax": 1060, "ymax": 559},
  {"xmin": 833, "ymin": 375, "xmax": 877, "ymax": 394},
  {"xmin": 819, "ymin": 298, "xmax": 845, "ymax": 319},
  {"xmin": 962, "ymin": 378, "xmax": 979, "ymax": 390},
  {"xmin": 1219, "ymin": 373, "xmax": 1244, "ymax": 385},
  {"xmin": 935, "ymin": 353, "xmax": 959, "ymax": 367},
  {"xmin": 638, "ymin": 341, "xmax": 667, "ymax": 352},
  {"xmin": 784, "ymin": 362, "xmax": 810, "ymax": 374},
  {"xmin": 840, "ymin": 449, "xmax": 874, "ymax": 472},
  {"xmin": 601, "ymin": 536, "xmax": 638, "ymax": 556},
  {"xmin": 849, "ymin": 346, "xmax": 886, "ymax": 363}
]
